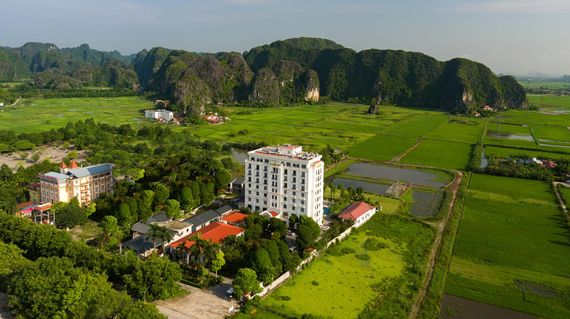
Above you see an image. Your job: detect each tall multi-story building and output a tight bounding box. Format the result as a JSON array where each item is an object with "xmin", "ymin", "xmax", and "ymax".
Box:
[
  {"xmin": 245, "ymin": 145, "xmax": 324, "ymax": 225},
  {"xmin": 39, "ymin": 160, "xmax": 114, "ymax": 205}
]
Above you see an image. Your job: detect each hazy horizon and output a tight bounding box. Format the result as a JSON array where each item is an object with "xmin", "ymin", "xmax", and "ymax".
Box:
[{"xmin": 2, "ymin": 0, "xmax": 570, "ymax": 76}]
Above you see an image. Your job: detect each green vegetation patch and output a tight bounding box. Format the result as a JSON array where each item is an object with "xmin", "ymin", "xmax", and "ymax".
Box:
[
  {"xmin": 261, "ymin": 214, "xmax": 434, "ymax": 319},
  {"xmin": 485, "ymin": 146, "xmax": 570, "ymax": 160},
  {"xmin": 401, "ymin": 140, "xmax": 472, "ymax": 170},
  {"xmin": 0, "ymin": 96, "xmax": 152, "ymax": 133},
  {"xmin": 446, "ymin": 174, "xmax": 570, "ymax": 319}
]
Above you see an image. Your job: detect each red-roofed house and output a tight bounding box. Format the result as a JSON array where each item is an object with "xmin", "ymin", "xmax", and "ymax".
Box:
[
  {"xmin": 222, "ymin": 211, "xmax": 248, "ymax": 226},
  {"xmin": 168, "ymin": 222, "xmax": 245, "ymax": 250},
  {"xmin": 338, "ymin": 202, "xmax": 377, "ymax": 227}
]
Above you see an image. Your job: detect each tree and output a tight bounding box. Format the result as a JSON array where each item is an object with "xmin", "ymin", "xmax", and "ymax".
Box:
[
  {"xmin": 210, "ymin": 249, "xmax": 226, "ymax": 276},
  {"xmin": 53, "ymin": 198, "xmax": 90, "ymax": 228},
  {"xmin": 253, "ymin": 248, "xmax": 276, "ymax": 284},
  {"xmin": 232, "ymin": 268, "xmax": 261, "ymax": 298},
  {"xmin": 118, "ymin": 202, "xmax": 132, "ymax": 226},
  {"xmin": 98, "ymin": 216, "xmax": 121, "ymax": 248},
  {"xmin": 179, "ymin": 186, "xmax": 197, "ymax": 211},
  {"xmin": 146, "ymin": 224, "xmax": 173, "ymax": 251},
  {"xmin": 7, "ymin": 257, "xmax": 131, "ymax": 319},
  {"xmin": 165, "ymin": 199, "xmax": 181, "ymax": 219},
  {"xmin": 119, "ymin": 301, "xmax": 166, "ymax": 319},
  {"xmin": 123, "ymin": 255, "xmax": 183, "ymax": 301},
  {"xmin": 296, "ymin": 216, "xmax": 320, "ymax": 252},
  {"xmin": 199, "ymin": 182, "xmax": 215, "ymax": 205},
  {"xmin": 138, "ymin": 190, "xmax": 155, "ymax": 220},
  {"xmin": 152, "ymin": 182, "xmax": 170, "ymax": 206},
  {"xmin": 187, "ymin": 233, "xmax": 211, "ymax": 268}
]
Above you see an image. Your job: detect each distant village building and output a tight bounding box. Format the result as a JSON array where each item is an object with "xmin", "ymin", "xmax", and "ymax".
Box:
[
  {"xmin": 145, "ymin": 109, "xmax": 174, "ymax": 122},
  {"xmin": 245, "ymin": 145, "xmax": 324, "ymax": 225},
  {"xmin": 338, "ymin": 201, "xmax": 378, "ymax": 227},
  {"xmin": 16, "ymin": 202, "xmax": 54, "ymax": 224},
  {"xmin": 482, "ymin": 105, "xmax": 496, "ymax": 112},
  {"xmin": 39, "ymin": 160, "xmax": 113, "ymax": 205},
  {"xmin": 204, "ymin": 112, "xmax": 226, "ymax": 124},
  {"xmin": 154, "ymin": 99, "xmax": 170, "ymax": 108},
  {"xmin": 228, "ymin": 176, "xmax": 245, "ymax": 196}
]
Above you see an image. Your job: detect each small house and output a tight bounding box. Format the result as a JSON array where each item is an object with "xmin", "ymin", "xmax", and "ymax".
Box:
[{"xmin": 338, "ymin": 202, "xmax": 377, "ymax": 227}]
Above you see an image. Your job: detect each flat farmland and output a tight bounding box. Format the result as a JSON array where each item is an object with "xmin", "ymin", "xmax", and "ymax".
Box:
[
  {"xmin": 527, "ymin": 94, "xmax": 570, "ymax": 109},
  {"xmin": 192, "ymin": 103, "xmax": 381, "ymax": 152},
  {"xmin": 0, "ymin": 96, "xmax": 152, "ymax": 133},
  {"xmin": 423, "ymin": 118, "xmax": 484, "ymax": 144},
  {"xmin": 348, "ymin": 134, "xmax": 418, "ymax": 161},
  {"xmin": 401, "ymin": 140, "xmax": 472, "ymax": 170},
  {"xmin": 446, "ymin": 174, "xmax": 570, "ymax": 319}
]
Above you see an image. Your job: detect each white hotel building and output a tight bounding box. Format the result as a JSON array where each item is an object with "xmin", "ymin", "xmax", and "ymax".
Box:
[{"xmin": 245, "ymin": 145, "xmax": 324, "ymax": 225}]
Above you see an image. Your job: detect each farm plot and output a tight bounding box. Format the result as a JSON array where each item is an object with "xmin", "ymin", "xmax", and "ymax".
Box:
[
  {"xmin": 400, "ymin": 140, "xmax": 472, "ymax": 170},
  {"xmin": 446, "ymin": 174, "xmax": 570, "ymax": 319},
  {"xmin": 348, "ymin": 134, "xmax": 418, "ymax": 162},
  {"xmin": 408, "ymin": 189, "xmax": 444, "ymax": 218},
  {"xmin": 531, "ymin": 124, "xmax": 570, "ymax": 145},
  {"xmin": 423, "ymin": 118, "xmax": 484, "ymax": 144}
]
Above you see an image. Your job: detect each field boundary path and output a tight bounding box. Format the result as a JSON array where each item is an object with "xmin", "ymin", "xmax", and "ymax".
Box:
[
  {"xmin": 408, "ymin": 170, "xmax": 463, "ymax": 319},
  {"xmin": 552, "ymin": 182, "xmax": 569, "ymax": 224},
  {"xmin": 391, "ymin": 139, "xmax": 422, "ymax": 162}
]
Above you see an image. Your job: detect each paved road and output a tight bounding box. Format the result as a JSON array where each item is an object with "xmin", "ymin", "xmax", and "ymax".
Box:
[{"xmin": 155, "ymin": 281, "xmax": 237, "ymax": 319}]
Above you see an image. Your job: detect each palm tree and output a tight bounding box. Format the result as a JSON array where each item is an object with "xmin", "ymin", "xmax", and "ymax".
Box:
[
  {"xmin": 147, "ymin": 224, "xmax": 173, "ymax": 253},
  {"xmin": 188, "ymin": 233, "xmax": 211, "ymax": 269}
]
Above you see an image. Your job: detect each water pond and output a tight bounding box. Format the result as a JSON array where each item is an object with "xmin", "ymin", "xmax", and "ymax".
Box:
[
  {"xmin": 345, "ymin": 162, "xmax": 446, "ymax": 188},
  {"xmin": 331, "ymin": 177, "xmax": 389, "ymax": 194}
]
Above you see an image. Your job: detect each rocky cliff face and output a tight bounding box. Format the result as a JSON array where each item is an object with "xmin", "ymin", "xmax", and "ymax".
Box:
[
  {"xmin": 249, "ymin": 68, "xmax": 280, "ymax": 105},
  {"xmin": 131, "ymin": 37, "xmax": 527, "ymax": 112}
]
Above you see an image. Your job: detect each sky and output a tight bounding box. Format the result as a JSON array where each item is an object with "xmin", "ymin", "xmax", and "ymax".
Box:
[{"xmin": 2, "ymin": 0, "xmax": 570, "ymax": 76}]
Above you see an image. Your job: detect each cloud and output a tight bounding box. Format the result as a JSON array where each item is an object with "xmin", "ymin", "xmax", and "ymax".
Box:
[{"xmin": 446, "ymin": 0, "xmax": 570, "ymax": 14}]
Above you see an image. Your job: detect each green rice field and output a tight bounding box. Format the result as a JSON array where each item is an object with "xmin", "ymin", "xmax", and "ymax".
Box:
[
  {"xmin": 401, "ymin": 140, "xmax": 472, "ymax": 170},
  {"xmin": 446, "ymin": 174, "xmax": 570, "ymax": 319}
]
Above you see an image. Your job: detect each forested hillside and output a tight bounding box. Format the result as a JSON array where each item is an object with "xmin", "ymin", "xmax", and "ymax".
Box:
[{"xmin": 0, "ymin": 37, "xmax": 527, "ymax": 113}]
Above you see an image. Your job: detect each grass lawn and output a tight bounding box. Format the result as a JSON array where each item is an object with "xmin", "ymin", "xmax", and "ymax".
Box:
[
  {"xmin": 446, "ymin": 174, "xmax": 570, "ymax": 319},
  {"xmin": 259, "ymin": 214, "xmax": 434, "ymax": 319},
  {"xmin": 0, "ymin": 96, "xmax": 153, "ymax": 133},
  {"xmin": 348, "ymin": 134, "xmax": 418, "ymax": 161},
  {"xmin": 401, "ymin": 140, "xmax": 472, "ymax": 170},
  {"xmin": 68, "ymin": 220, "xmax": 101, "ymax": 241}
]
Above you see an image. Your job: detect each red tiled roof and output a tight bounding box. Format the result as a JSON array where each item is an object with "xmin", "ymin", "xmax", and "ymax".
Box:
[
  {"xmin": 339, "ymin": 202, "xmax": 375, "ymax": 221},
  {"xmin": 169, "ymin": 222, "xmax": 244, "ymax": 249},
  {"xmin": 222, "ymin": 212, "xmax": 248, "ymax": 224},
  {"xmin": 270, "ymin": 211, "xmax": 279, "ymax": 217},
  {"xmin": 69, "ymin": 160, "xmax": 79, "ymax": 169},
  {"xmin": 59, "ymin": 161, "xmax": 68, "ymax": 169},
  {"xmin": 17, "ymin": 201, "xmax": 35, "ymax": 210}
]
